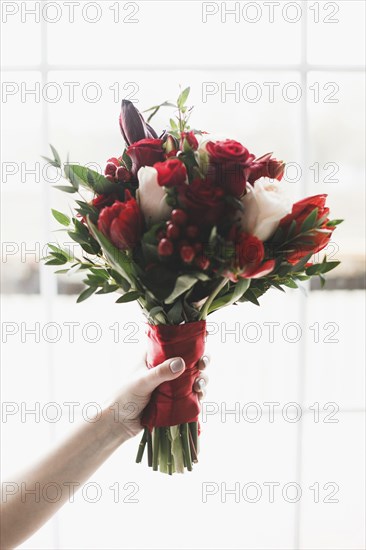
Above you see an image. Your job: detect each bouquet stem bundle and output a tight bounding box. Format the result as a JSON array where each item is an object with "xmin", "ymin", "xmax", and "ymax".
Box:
[{"xmin": 136, "ymin": 422, "xmax": 199, "ymax": 474}]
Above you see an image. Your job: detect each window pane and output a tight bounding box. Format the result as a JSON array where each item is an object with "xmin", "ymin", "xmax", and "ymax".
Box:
[
  {"xmin": 47, "ymin": 1, "xmax": 301, "ymax": 66},
  {"xmin": 307, "ymin": 0, "xmax": 365, "ymax": 65},
  {"xmin": 307, "ymin": 71, "xmax": 365, "ymax": 274},
  {"xmin": 1, "ymin": 8, "xmax": 41, "ymax": 65}
]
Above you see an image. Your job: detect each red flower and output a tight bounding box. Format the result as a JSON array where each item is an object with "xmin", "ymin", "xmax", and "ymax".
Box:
[
  {"xmin": 225, "ymin": 230, "xmax": 275, "ymax": 281},
  {"xmin": 154, "ymin": 159, "xmax": 187, "ymax": 188},
  {"xmin": 127, "ymin": 138, "xmax": 164, "ymax": 176},
  {"xmin": 279, "ymin": 194, "xmax": 334, "ymax": 264},
  {"xmin": 98, "ymin": 192, "xmax": 143, "ymax": 250},
  {"xmin": 180, "ymin": 131, "xmax": 199, "ymax": 151},
  {"xmin": 178, "ymin": 178, "xmax": 225, "ymax": 226},
  {"xmin": 92, "ymin": 192, "xmax": 119, "ymax": 211},
  {"xmin": 247, "ymin": 153, "xmax": 285, "ymax": 184},
  {"xmin": 206, "ymin": 140, "xmax": 255, "ymax": 164},
  {"xmin": 104, "ymin": 157, "xmax": 121, "ymax": 177},
  {"xmin": 206, "ymin": 139, "xmax": 255, "ymax": 196}
]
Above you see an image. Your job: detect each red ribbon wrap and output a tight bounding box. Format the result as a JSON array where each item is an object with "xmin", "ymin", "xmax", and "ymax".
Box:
[{"xmin": 141, "ymin": 320, "xmax": 207, "ymax": 431}]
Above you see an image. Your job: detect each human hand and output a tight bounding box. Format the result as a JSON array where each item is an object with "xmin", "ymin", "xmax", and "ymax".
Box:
[{"xmin": 106, "ymin": 355, "xmax": 209, "ymax": 440}]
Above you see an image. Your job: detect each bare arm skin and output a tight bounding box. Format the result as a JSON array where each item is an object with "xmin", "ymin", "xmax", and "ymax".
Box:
[{"xmin": 0, "ymin": 356, "xmax": 209, "ymax": 549}]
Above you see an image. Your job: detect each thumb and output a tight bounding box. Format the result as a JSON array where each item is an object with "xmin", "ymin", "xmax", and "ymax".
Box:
[{"xmin": 139, "ymin": 357, "xmax": 186, "ymax": 395}]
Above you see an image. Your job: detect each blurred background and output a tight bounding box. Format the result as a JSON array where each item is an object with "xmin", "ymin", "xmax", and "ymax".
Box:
[{"xmin": 1, "ymin": 1, "xmax": 365, "ymax": 549}]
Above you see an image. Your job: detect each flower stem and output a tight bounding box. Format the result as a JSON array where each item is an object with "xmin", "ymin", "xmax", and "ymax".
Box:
[
  {"xmin": 147, "ymin": 430, "xmax": 153, "ymax": 466},
  {"xmin": 180, "ymin": 423, "xmax": 192, "ymax": 471},
  {"xmin": 152, "ymin": 428, "xmax": 160, "ymax": 471},
  {"xmin": 135, "ymin": 428, "xmax": 148, "ymax": 463},
  {"xmin": 198, "ymin": 277, "xmax": 229, "ymax": 320}
]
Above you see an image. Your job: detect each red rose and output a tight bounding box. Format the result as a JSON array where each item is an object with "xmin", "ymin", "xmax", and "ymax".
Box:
[
  {"xmin": 180, "ymin": 131, "xmax": 199, "ymax": 151},
  {"xmin": 206, "ymin": 140, "xmax": 255, "ymax": 164},
  {"xmin": 279, "ymin": 194, "xmax": 334, "ymax": 264},
  {"xmin": 98, "ymin": 193, "xmax": 143, "ymax": 250},
  {"xmin": 178, "ymin": 178, "xmax": 225, "ymax": 226},
  {"xmin": 154, "ymin": 159, "xmax": 187, "ymax": 188},
  {"xmin": 247, "ymin": 153, "xmax": 285, "ymax": 184},
  {"xmin": 225, "ymin": 230, "xmax": 275, "ymax": 281},
  {"xmin": 206, "ymin": 139, "xmax": 255, "ymax": 197},
  {"xmin": 127, "ymin": 138, "xmax": 164, "ymax": 176}
]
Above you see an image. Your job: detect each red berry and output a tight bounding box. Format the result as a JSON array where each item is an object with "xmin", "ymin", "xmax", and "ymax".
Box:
[
  {"xmin": 180, "ymin": 245, "xmax": 195, "ymax": 263},
  {"xmin": 185, "ymin": 225, "xmax": 199, "ymax": 239},
  {"xmin": 171, "ymin": 209, "xmax": 187, "ymax": 226},
  {"xmin": 105, "ymin": 174, "xmax": 115, "ymax": 182},
  {"xmin": 158, "ymin": 238, "xmax": 174, "ymax": 256},
  {"xmin": 156, "ymin": 229, "xmax": 166, "ymax": 240},
  {"xmin": 166, "ymin": 223, "xmax": 180, "ymax": 240},
  {"xmin": 195, "ymin": 256, "xmax": 210, "ymax": 270}
]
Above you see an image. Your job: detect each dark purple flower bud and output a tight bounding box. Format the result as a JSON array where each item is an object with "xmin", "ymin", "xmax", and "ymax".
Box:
[{"xmin": 119, "ymin": 100, "xmax": 158, "ymax": 146}]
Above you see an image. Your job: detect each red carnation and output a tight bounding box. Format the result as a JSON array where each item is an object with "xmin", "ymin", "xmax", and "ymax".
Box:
[
  {"xmin": 98, "ymin": 193, "xmax": 143, "ymax": 251},
  {"xmin": 127, "ymin": 138, "xmax": 164, "ymax": 176},
  {"xmin": 247, "ymin": 153, "xmax": 285, "ymax": 184},
  {"xmin": 154, "ymin": 159, "xmax": 187, "ymax": 188},
  {"xmin": 279, "ymin": 194, "xmax": 334, "ymax": 264}
]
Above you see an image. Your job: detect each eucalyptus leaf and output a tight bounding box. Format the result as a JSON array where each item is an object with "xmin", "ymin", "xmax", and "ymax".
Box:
[
  {"xmin": 116, "ymin": 291, "xmax": 141, "ymax": 303},
  {"xmin": 51, "ymin": 209, "xmax": 70, "ymax": 227},
  {"xmin": 77, "ymin": 286, "xmax": 97, "ymax": 303}
]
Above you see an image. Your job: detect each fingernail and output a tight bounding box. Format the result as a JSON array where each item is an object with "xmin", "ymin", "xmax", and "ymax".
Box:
[
  {"xmin": 202, "ymin": 355, "xmax": 209, "ymax": 368},
  {"xmin": 197, "ymin": 378, "xmax": 206, "ymax": 390},
  {"xmin": 170, "ymin": 358, "xmax": 185, "ymax": 373}
]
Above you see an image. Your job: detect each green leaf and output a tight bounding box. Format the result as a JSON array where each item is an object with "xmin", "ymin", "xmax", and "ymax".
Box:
[
  {"xmin": 164, "ymin": 274, "xmax": 201, "ymax": 305},
  {"xmin": 148, "ymin": 306, "xmax": 168, "ymax": 324},
  {"xmin": 301, "ymin": 208, "xmax": 318, "ymax": 233},
  {"xmin": 326, "ymin": 219, "xmax": 344, "ymax": 227},
  {"xmin": 282, "ymin": 279, "xmax": 298, "ymax": 288},
  {"xmin": 51, "ymin": 209, "xmax": 70, "ymax": 227},
  {"xmin": 241, "ymin": 288, "xmax": 260, "ymax": 306},
  {"xmin": 42, "ymin": 156, "xmax": 60, "ymax": 168},
  {"xmin": 122, "ymin": 150, "xmax": 132, "ymax": 171},
  {"xmin": 116, "ymin": 291, "xmax": 141, "ymax": 303},
  {"xmin": 170, "ymin": 118, "xmax": 178, "ymax": 131},
  {"xmin": 53, "ymin": 185, "xmax": 76, "ymax": 194},
  {"xmin": 306, "ymin": 260, "xmax": 340, "ymax": 276},
  {"xmin": 45, "ymin": 258, "xmax": 66, "ymax": 266},
  {"xmin": 209, "ymin": 278, "xmax": 251, "ymax": 314},
  {"xmin": 88, "ymin": 221, "xmax": 135, "ymax": 285},
  {"xmin": 177, "ymin": 87, "xmax": 190, "ymax": 109},
  {"xmin": 64, "ymin": 165, "xmax": 117, "ymax": 194},
  {"xmin": 77, "ymin": 286, "xmax": 97, "ymax": 303},
  {"xmin": 50, "ymin": 144, "xmax": 61, "ymax": 167},
  {"xmin": 96, "ymin": 284, "xmax": 119, "ymax": 294},
  {"xmin": 166, "ymin": 300, "xmax": 184, "ymax": 324},
  {"xmin": 290, "ymin": 252, "xmax": 313, "ymax": 272}
]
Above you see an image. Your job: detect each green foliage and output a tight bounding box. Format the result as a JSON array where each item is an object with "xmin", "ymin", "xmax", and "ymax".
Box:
[{"xmin": 51, "ymin": 209, "xmax": 70, "ymax": 227}]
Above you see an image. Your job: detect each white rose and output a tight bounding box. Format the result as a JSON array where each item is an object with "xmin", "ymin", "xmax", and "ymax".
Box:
[
  {"xmin": 239, "ymin": 178, "xmax": 291, "ymax": 241},
  {"xmin": 137, "ymin": 166, "xmax": 172, "ymax": 227}
]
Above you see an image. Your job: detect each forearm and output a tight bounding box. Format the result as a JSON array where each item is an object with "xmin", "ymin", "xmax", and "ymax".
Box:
[{"xmin": 0, "ymin": 407, "xmax": 128, "ymax": 549}]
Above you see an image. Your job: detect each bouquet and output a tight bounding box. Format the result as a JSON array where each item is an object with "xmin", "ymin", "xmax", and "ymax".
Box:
[{"xmin": 43, "ymin": 87, "xmax": 342, "ymax": 474}]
